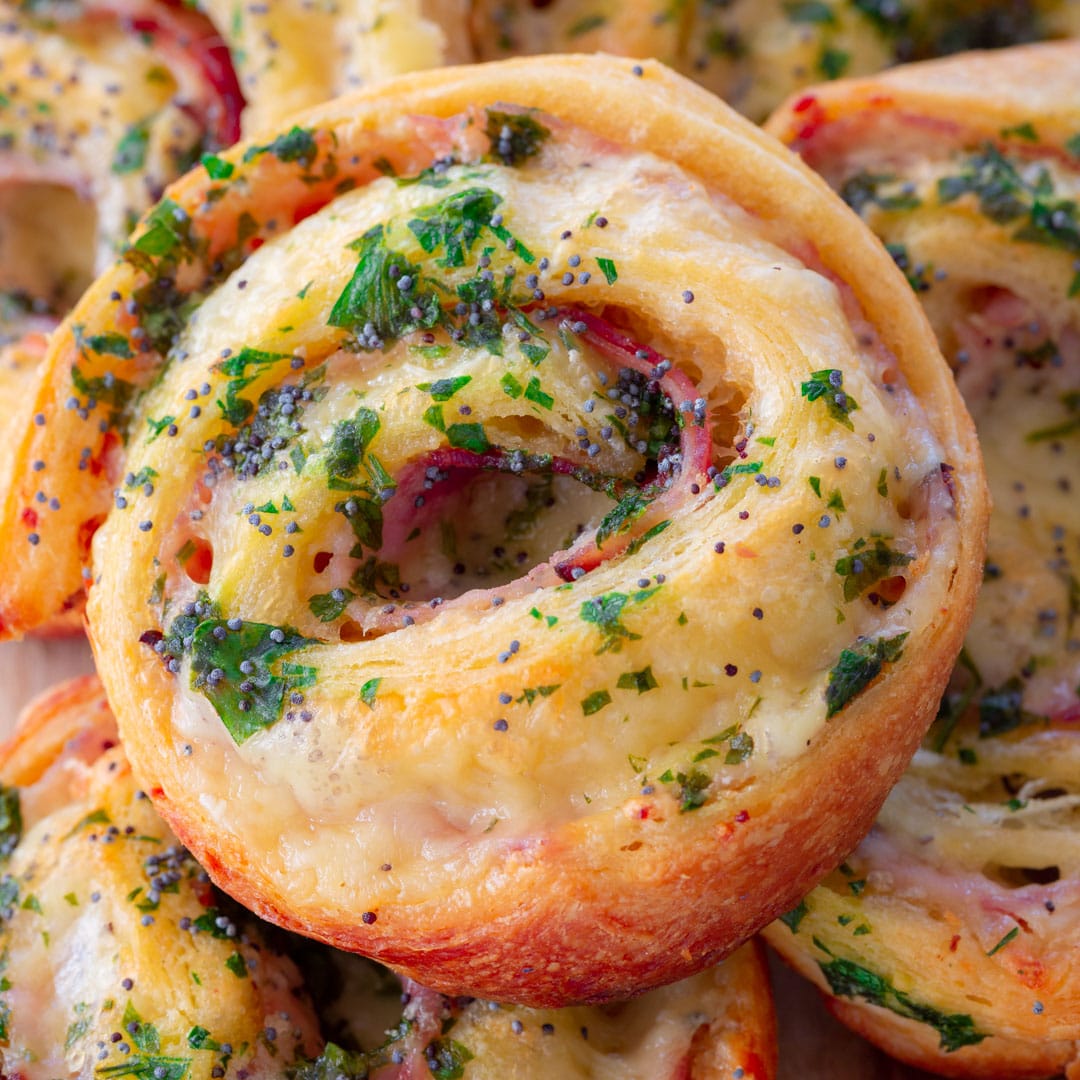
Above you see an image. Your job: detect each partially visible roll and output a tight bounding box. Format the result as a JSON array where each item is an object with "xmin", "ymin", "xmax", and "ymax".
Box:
[
  {"xmin": 0, "ymin": 675, "xmax": 779, "ymax": 1078},
  {"xmin": 0, "ymin": 675, "xmax": 324, "ymax": 1076},
  {"xmin": 0, "ymin": 0, "xmax": 243, "ymax": 340},
  {"xmin": 197, "ymin": 0, "xmax": 1080, "ymax": 131},
  {"xmin": 765, "ymin": 41, "xmax": 1080, "ymax": 1080}
]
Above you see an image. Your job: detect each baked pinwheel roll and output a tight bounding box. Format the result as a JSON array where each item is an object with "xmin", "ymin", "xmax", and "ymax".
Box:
[
  {"xmin": 765, "ymin": 41, "xmax": 1080, "ymax": 1079},
  {"xmin": 3, "ymin": 55, "xmax": 986, "ymax": 1001},
  {"xmin": 0, "ymin": 675, "xmax": 324, "ymax": 1075},
  {"xmin": 0, "ymin": 0, "xmax": 242, "ymax": 340},
  {"xmin": 0, "ymin": 675, "xmax": 779, "ymax": 1078},
  {"xmin": 195, "ymin": 0, "xmax": 1080, "ymax": 129},
  {"xmin": 0, "ymin": 0, "xmax": 243, "ymax": 634}
]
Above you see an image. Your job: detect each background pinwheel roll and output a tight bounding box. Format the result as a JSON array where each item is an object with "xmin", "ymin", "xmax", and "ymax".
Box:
[
  {"xmin": 191, "ymin": 0, "xmax": 1080, "ymax": 132},
  {"xmin": 0, "ymin": 675, "xmax": 325, "ymax": 1076},
  {"xmin": 0, "ymin": 675, "xmax": 779, "ymax": 1078},
  {"xmin": 0, "ymin": 0, "xmax": 242, "ymax": 341},
  {"xmin": 765, "ymin": 41, "xmax": 1080, "ymax": 1079},
  {"xmin": 8, "ymin": 55, "xmax": 986, "ymax": 1002},
  {"xmin": 0, "ymin": 0, "xmax": 243, "ymax": 634}
]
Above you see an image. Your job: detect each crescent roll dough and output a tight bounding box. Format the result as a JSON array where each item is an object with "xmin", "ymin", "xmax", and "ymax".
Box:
[
  {"xmin": 765, "ymin": 41, "xmax": 1080, "ymax": 1079},
  {"xmin": 0, "ymin": 675, "xmax": 778, "ymax": 1078},
  {"xmin": 2, "ymin": 55, "xmax": 986, "ymax": 1001}
]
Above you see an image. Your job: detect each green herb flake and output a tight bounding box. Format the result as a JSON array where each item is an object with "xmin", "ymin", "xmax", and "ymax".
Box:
[
  {"xmin": 145, "ymin": 415, "xmax": 175, "ymax": 443},
  {"xmin": 625, "ymin": 519, "xmax": 672, "ymax": 557},
  {"xmin": 582, "ymin": 689, "xmax": 612, "ymax": 716},
  {"xmin": 825, "ymin": 633, "xmax": 909, "ymax": 718},
  {"xmin": 446, "ymin": 422, "xmax": 490, "ymax": 453},
  {"xmin": 1000, "ymin": 121, "xmax": 1038, "ymax": 142},
  {"xmin": 360, "ymin": 678, "xmax": 381, "ymax": 710},
  {"xmin": 73, "ymin": 325, "xmax": 133, "ymax": 359},
  {"xmin": 835, "ymin": 539, "xmax": 913, "ymax": 602},
  {"xmin": 201, "ymin": 153, "xmax": 235, "ymax": 180},
  {"xmin": 597, "ymin": 257, "xmax": 618, "ymax": 285},
  {"xmin": 818, "ymin": 46, "xmax": 850, "ymax": 80},
  {"xmin": 524, "ymin": 377, "xmax": 554, "ymax": 410},
  {"xmin": 485, "ymin": 109, "xmax": 550, "ymax": 167},
  {"xmin": 424, "ymin": 1038, "xmax": 475, "ymax": 1080},
  {"xmin": 779, "ymin": 899, "xmax": 809, "ymax": 933},
  {"xmin": 309, "ymin": 589, "xmax": 355, "ymax": 622},
  {"xmin": 801, "ymin": 369, "xmax": 859, "ymax": 429},
  {"xmin": 986, "ymin": 926, "xmax": 1020, "ymax": 957},
  {"xmin": 595, "ymin": 490, "xmax": 650, "ymax": 549},
  {"xmin": 816, "ymin": 951, "xmax": 986, "ymax": 1052},
  {"xmin": 242, "ymin": 125, "xmax": 318, "ymax": 168},
  {"xmin": 785, "ymin": 0, "xmax": 835, "ymax": 22},
  {"xmin": 580, "ymin": 587, "xmax": 659, "ymax": 654},
  {"xmin": 418, "ymin": 376, "xmax": 471, "ymax": 401},
  {"xmin": 567, "ymin": 13, "xmax": 606, "ymax": 36},
  {"xmin": 658, "ymin": 767, "xmax": 711, "ymax": 812},
  {"xmin": 328, "ymin": 226, "xmax": 441, "ymax": 350},
  {"xmin": 616, "ymin": 666, "xmax": 658, "ymax": 694},
  {"xmin": 500, "ymin": 372, "xmax": 523, "ymax": 399},
  {"xmin": 125, "ymin": 198, "xmax": 198, "ymax": 270},
  {"xmin": 189, "ymin": 620, "xmax": 317, "ymax": 743},
  {"xmin": 0, "ymin": 786, "xmax": 20, "ymax": 861},
  {"xmin": 112, "ymin": 121, "xmax": 150, "ymax": 175},
  {"xmin": 225, "ymin": 951, "xmax": 247, "ymax": 978},
  {"xmin": 187, "ymin": 1025, "xmax": 219, "ymax": 1050},
  {"xmin": 725, "ymin": 731, "xmax": 754, "ymax": 765},
  {"xmin": 408, "ymin": 187, "xmax": 503, "ymax": 269}
]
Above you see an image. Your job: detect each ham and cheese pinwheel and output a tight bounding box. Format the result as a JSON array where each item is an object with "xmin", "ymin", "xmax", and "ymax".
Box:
[
  {"xmin": 197, "ymin": 0, "xmax": 1080, "ymax": 131},
  {"xmin": 0, "ymin": 0, "xmax": 242, "ymax": 632},
  {"xmin": 0, "ymin": 675, "xmax": 778, "ymax": 1078},
  {"xmin": 0, "ymin": 676, "xmax": 324, "ymax": 1075},
  {"xmin": 0, "ymin": 0, "xmax": 242, "ymax": 341},
  {"xmin": 0, "ymin": 56, "xmax": 986, "ymax": 1002},
  {"xmin": 765, "ymin": 41, "xmax": 1080, "ymax": 1079}
]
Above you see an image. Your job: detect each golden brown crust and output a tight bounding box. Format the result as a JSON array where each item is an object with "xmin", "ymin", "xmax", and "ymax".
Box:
[
  {"xmin": 3, "ymin": 55, "xmax": 984, "ymax": 1004},
  {"xmin": 765, "ymin": 40, "xmax": 1080, "ymax": 1080}
]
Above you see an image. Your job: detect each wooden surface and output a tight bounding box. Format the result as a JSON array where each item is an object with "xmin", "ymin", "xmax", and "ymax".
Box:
[{"xmin": 0, "ymin": 635, "xmax": 934, "ymax": 1077}]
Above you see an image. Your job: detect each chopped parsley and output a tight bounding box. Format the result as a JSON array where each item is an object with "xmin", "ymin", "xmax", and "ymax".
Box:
[
  {"xmin": 616, "ymin": 666, "xmax": 658, "ymax": 693},
  {"xmin": 112, "ymin": 121, "xmax": 150, "ymax": 175},
  {"xmin": 123, "ymin": 198, "xmax": 199, "ymax": 275},
  {"xmin": 840, "ymin": 171, "xmax": 922, "ymax": 214},
  {"xmin": 328, "ymin": 225, "xmax": 441, "ymax": 350},
  {"xmin": 825, "ymin": 633, "xmax": 908, "ymax": 718},
  {"xmin": 801, "ymin": 369, "xmax": 859, "ymax": 429},
  {"xmin": 242, "ymin": 125, "xmax": 318, "ymax": 168},
  {"xmin": 485, "ymin": 109, "xmax": 550, "ymax": 167},
  {"xmin": 190, "ymin": 620, "xmax": 317, "ymax": 743},
  {"xmin": 214, "ymin": 347, "xmax": 288, "ymax": 427},
  {"xmin": 446, "ymin": 422, "xmax": 490, "ymax": 453},
  {"xmin": 0, "ymin": 786, "xmax": 21, "ymax": 861},
  {"xmin": 595, "ymin": 490, "xmax": 651, "ymax": 548},
  {"xmin": 201, "ymin": 153, "xmax": 234, "ymax": 180},
  {"xmin": 815, "ymin": 945, "xmax": 986, "ymax": 1052},
  {"xmin": 360, "ymin": 678, "xmax": 381, "ymax": 709},
  {"xmin": 779, "ymin": 899, "xmax": 809, "ymax": 933},
  {"xmin": 417, "ymin": 376, "xmax": 471, "ymax": 401},
  {"xmin": 835, "ymin": 539, "xmax": 913, "ymax": 602},
  {"xmin": 424, "ymin": 1039, "xmax": 475, "ymax": 1080},
  {"xmin": 581, "ymin": 689, "xmax": 612, "ymax": 715},
  {"xmin": 657, "ymin": 767, "xmax": 711, "ymax": 812},
  {"xmin": 580, "ymin": 587, "xmax": 659, "ymax": 654}
]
